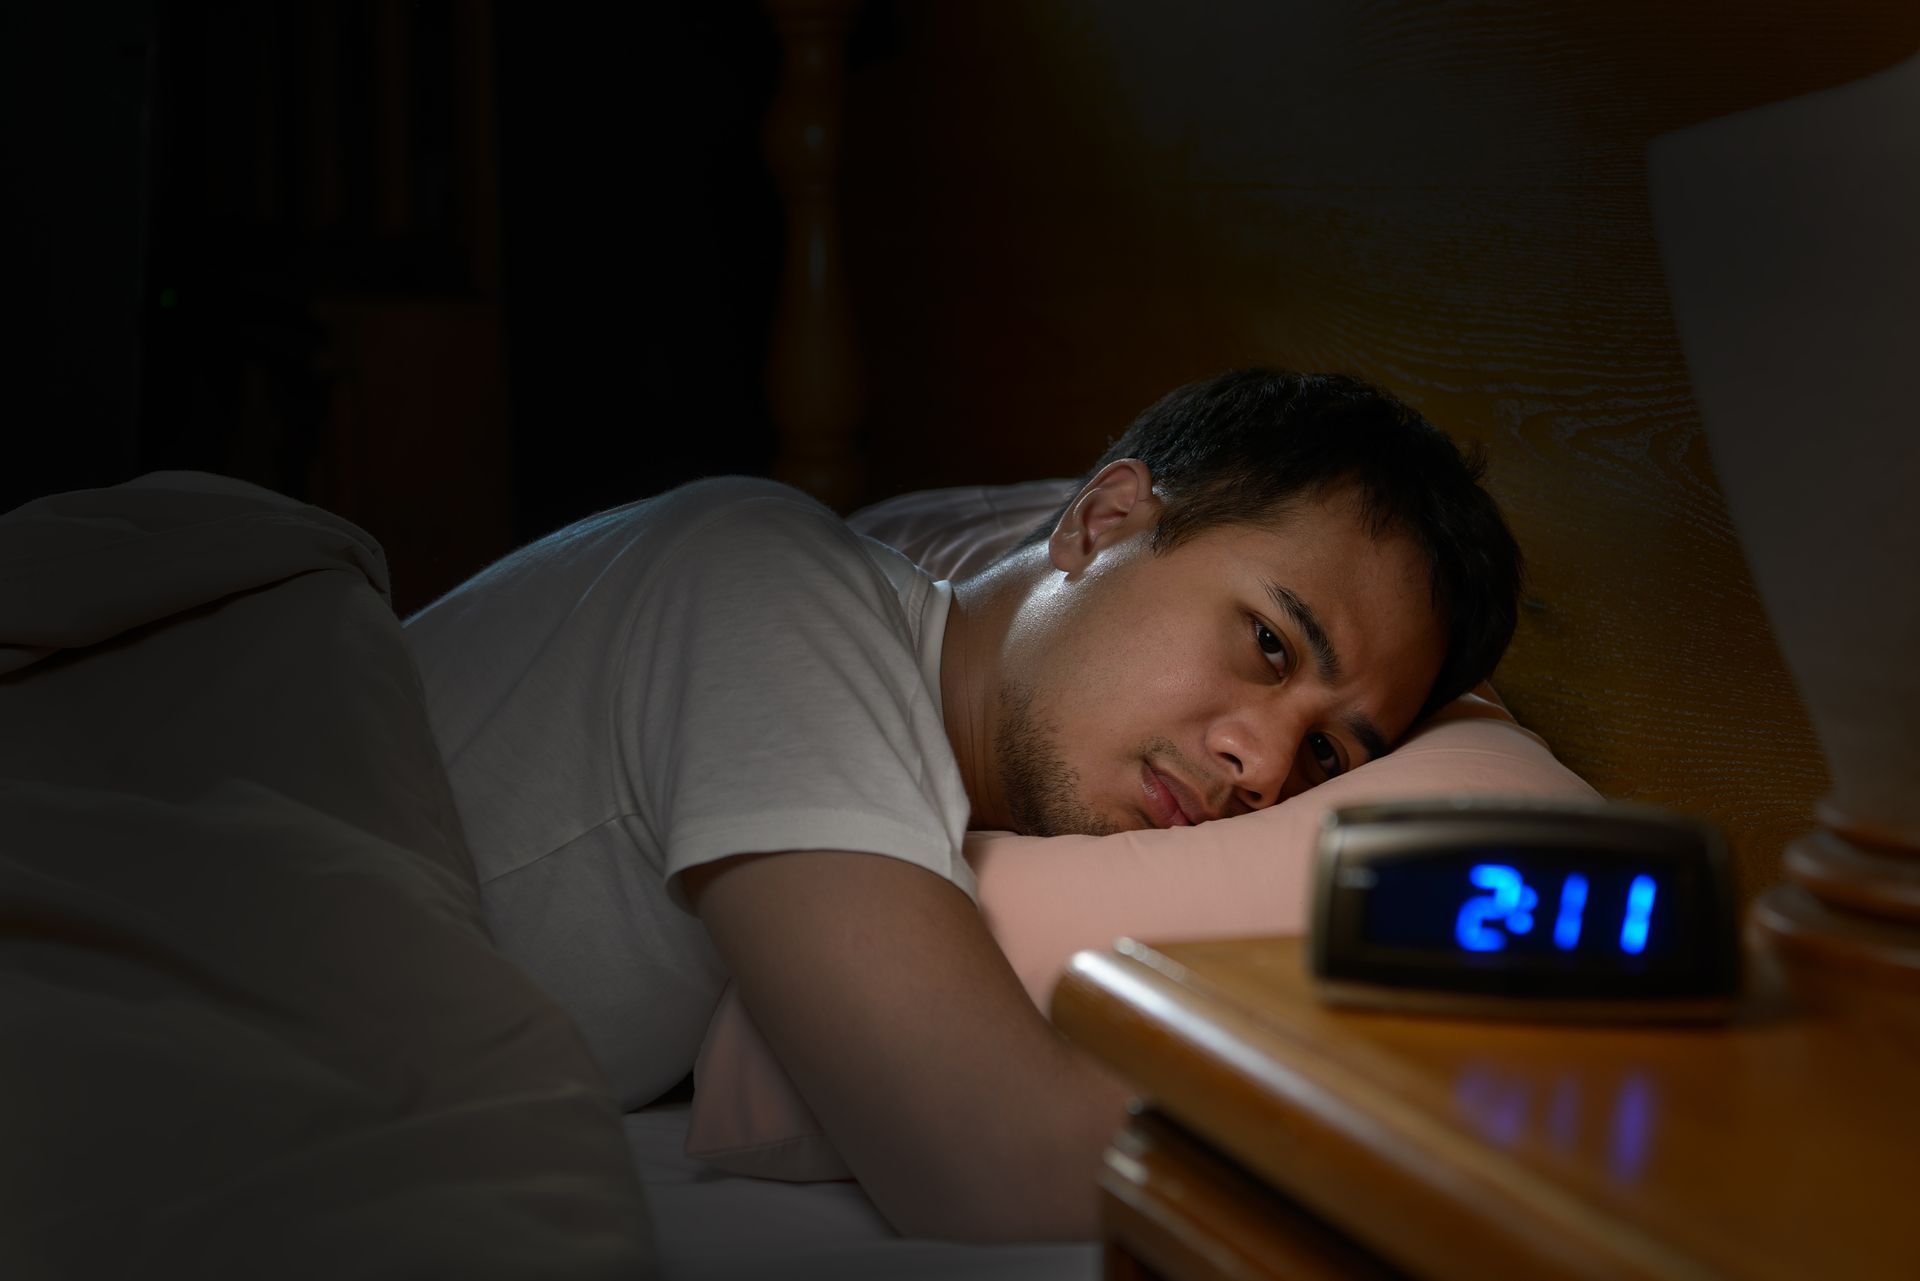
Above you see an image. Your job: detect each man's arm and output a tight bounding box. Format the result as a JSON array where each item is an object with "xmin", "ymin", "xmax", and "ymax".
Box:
[{"xmin": 682, "ymin": 849, "xmax": 1136, "ymax": 1241}]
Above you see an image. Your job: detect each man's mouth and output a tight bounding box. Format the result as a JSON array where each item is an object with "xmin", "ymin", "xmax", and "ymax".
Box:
[{"xmin": 1141, "ymin": 764, "xmax": 1194, "ymax": 828}]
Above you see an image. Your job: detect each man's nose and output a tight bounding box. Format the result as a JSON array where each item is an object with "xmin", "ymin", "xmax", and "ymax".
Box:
[{"xmin": 1207, "ymin": 711, "xmax": 1301, "ymax": 811}]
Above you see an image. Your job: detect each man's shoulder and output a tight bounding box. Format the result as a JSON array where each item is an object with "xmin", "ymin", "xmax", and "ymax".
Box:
[
  {"xmin": 645, "ymin": 477, "xmax": 927, "ymax": 597},
  {"xmin": 658, "ymin": 475, "xmax": 826, "ymax": 513},
  {"xmin": 647, "ymin": 476, "xmax": 858, "ymax": 560}
]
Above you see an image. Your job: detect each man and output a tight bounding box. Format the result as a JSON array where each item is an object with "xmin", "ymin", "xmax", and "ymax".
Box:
[{"xmin": 404, "ymin": 368, "xmax": 1522, "ymax": 1241}]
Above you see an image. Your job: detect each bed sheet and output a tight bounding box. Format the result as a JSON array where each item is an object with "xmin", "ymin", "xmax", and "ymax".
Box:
[{"xmin": 627, "ymin": 1103, "xmax": 1098, "ymax": 1281}]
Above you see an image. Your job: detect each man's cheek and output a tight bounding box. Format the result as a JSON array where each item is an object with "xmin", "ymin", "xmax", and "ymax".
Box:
[{"xmin": 1278, "ymin": 760, "xmax": 1313, "ymax": 802}]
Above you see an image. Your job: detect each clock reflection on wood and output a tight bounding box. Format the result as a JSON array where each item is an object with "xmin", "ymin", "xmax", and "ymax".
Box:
[{"xmin": 1054, "ymin": 935, "xmax": 1920, "ymax": 1281}]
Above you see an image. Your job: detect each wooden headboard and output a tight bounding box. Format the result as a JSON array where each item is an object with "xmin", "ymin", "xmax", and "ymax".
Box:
[{"xmin": 759, "ymin": 0, "xmax": 1920, "ymax": 909}]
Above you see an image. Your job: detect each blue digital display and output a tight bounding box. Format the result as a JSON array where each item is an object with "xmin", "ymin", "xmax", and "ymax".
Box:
[
  {"xmin": 1361, "ymin": 853, "xmax": 1669, "ymax": 961},
  {"xmin": 1454, "ymin": 864, "xmax": 1657, "ymax": 955},
  {"xmin": 1312, "ymin": 802, "xmax": 1740, "ymax": 1010}
]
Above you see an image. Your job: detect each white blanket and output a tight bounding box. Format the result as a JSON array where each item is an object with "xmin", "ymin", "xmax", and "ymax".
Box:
[{"xmin": 1, "ymin": 472, "xmax": 653, "ymax": 1278}]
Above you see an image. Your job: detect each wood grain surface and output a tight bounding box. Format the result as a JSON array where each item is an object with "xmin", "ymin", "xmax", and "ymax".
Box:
[
  {"xmin": 1054, "ymin": 935, "xmax": 1920, "ymax": 1281},
  {"xmin": 832, "ymin": 1, "xmax": 1920, "ymax": 902}
]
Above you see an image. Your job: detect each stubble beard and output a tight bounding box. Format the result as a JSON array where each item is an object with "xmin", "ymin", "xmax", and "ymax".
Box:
[{"xmin": 993, "ymin": 681, "xmax": 1126, "ymax": 838}]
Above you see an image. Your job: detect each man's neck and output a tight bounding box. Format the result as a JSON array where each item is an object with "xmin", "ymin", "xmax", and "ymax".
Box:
[{"xmin": 940, "ymin": 544, "xmax": 1050, "ymax": 832}]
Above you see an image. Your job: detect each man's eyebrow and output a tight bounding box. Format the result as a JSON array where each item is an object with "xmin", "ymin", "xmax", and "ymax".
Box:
[
  {"xmin": 1264, "ymin": 580, "xmax": 1392, "ymax": 763},
  {"xmin": 1263, "ymin": 581, "xmax": 1342, "ymax": 684},
  {"xmin": 1343, "ymin": 712, "xmax": 1391, "ymax": 764}
]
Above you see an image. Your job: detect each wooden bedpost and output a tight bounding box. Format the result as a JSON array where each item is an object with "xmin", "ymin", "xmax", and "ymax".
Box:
[{"xmin": 763, "ymin": 0, "xmax": 864, "ymax": 512}]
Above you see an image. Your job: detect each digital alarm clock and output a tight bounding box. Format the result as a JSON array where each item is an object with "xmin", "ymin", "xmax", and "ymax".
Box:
[{"xmin": 1309, "ymin": 798, "xmax": 1742, "ymax": 1021}]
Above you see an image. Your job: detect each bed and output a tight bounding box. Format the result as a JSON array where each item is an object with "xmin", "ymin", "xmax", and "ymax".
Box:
[
  {"xmin": 7, "ymin": 3, "xmax": 1916, "ymax": 1278},
  {"xmin": 0, "ymin": 468, "xmax": 1579, "ymax": 1278}
]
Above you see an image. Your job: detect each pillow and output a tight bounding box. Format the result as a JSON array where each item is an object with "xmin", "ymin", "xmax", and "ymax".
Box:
[{"xmin": 685, "ymin": 480, "xmax": 1597, "ymax": 1182}]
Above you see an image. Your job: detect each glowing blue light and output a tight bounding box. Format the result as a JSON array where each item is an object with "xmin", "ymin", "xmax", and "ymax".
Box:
[
  {"xmin": 1456, "ymin": 864, "xmax": 1539, "ymax": 952},
  {"xmin": 1608, "ymin": 1073, "xmax": 1658, "ymax": 1182},
  {"xmin": 1553, "ymin": 873, "xmax": 1588, "ymax": 950},
  {"xmin": 1620, "ymin": 875, "xmax": 1656, "ymax": 955}
]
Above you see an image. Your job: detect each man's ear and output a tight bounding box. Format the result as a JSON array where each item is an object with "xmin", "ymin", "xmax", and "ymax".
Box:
[{"xmin": 1049, "ymin": 459, "xmax": 1160, "ymax": 573}]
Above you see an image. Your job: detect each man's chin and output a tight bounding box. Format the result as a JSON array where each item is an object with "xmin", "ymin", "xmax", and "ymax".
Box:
[
  {"xmin": 1003, "ymin": 789, "xmax": 1131, "ymax": 839},
  {"xmin": 991, "ymin": 685, "xmax": 1128, "ymax": 837}
]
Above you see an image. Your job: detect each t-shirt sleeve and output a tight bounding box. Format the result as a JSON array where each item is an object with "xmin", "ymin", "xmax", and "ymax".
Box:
[{"xmin": 614, "ymin": 492, "xmax": 975, "ymax": 910}]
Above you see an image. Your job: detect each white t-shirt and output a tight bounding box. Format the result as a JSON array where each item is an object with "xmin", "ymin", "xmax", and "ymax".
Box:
[{"xmin": 404, "ymin": 477, "xmax": 974, "ymax": 1109}]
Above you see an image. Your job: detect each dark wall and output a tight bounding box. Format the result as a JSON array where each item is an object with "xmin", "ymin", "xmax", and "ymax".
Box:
[
  {"xmin": 5, "ymin": 1, "xmax": 786, "ymax": 610},
  {"xmin": 1, "ymin": 0, "xmax": 158, "ymax": 509},
  {"xmin": 492, "ymin": 2, "xmax": 782, "ymax": 544}
]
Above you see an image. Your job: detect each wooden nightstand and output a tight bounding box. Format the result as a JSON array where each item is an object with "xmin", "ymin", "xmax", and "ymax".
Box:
[{"xmin": 1051, "ymin": 936, "xmax": 1920, "ymax": 1281}]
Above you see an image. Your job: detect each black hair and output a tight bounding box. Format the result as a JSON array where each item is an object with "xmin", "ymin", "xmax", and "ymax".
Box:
[{"xmin": 1018, "ymin": 369, "xmax": 1523, "ymax": 724}]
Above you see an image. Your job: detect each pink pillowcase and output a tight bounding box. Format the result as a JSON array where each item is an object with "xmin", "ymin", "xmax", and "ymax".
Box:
[{"xmin": 683, "ymin": 482, "xmax": 1598, "ymax": 1181}]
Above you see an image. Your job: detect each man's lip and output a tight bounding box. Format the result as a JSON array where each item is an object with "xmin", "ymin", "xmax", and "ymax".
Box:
[
  {"xmin": 1160, "ymin": 769, "xmax": 1218, "ymax": 824},
  {"xmin": 1142, "ymin": 765, "xmax": 1196, "ymax": 828}
]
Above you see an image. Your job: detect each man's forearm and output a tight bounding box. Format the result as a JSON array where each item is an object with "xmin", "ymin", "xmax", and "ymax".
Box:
[{"xmin": 684, "ymin": 848, "xmax": 1136, "ymax": 1241}]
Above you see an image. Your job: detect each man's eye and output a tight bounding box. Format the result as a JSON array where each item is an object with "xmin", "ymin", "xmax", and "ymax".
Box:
[
  {"xmin": 1308, "ymin": 732, "xmax": 1344, "ymax": 778},
  {"xmin": 1252, "ymin": 618, "xmax": 1287, "ymax": 670}
]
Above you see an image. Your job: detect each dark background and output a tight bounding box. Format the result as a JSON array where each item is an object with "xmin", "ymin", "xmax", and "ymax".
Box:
[
  {"xmin": 3, "ymin": 0, "xmax": 810, "ymax": 614},
  {"xmin": 6, "ymin": 0, "xmax": 1914, "ymax": 966}
]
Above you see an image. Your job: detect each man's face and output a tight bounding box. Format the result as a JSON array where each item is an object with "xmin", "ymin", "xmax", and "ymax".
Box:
[{"xmin": 994, "ymin": 482, "xmax": 1447, "ymax": 836}]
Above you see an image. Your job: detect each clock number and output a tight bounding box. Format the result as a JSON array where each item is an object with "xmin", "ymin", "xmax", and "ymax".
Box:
[
  {"xmin": 1452, "ymin": 866, "xmax": 1658, "ymax": 956},
  {"xmin": 1456, "ymin": 864, "xmax": 1539, "ymax": 952},
  {"xmin": 1553, "ymin": 873, "xmax": 1589, "ymax": 950},
  {"xmin": 1620, "ymin": 874, "xmax": 1657, "ymax": 955}
]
